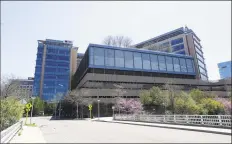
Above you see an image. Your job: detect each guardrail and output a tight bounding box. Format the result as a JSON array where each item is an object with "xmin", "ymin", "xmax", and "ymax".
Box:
[
  {"xmin": 114, "ymin": 114, "xmax": 231, "ymax": 128},
  {"xmin": 1, "ymin": 121, "xmax": 23, "ymax": 143}
]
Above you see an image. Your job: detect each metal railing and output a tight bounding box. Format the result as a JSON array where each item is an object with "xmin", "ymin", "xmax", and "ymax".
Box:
[
  {"xmin": 1, "ymin": 121, "xmax": 23, "ymax": 143},
  {"xmin": 114, "ymin": 114, "xmax": 231, "ymax": 128}
]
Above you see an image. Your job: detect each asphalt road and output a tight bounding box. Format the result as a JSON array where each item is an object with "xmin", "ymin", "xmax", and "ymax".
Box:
[{"xmin": 32, "ymin": 117, "xmax": 231, "ymax": 143}]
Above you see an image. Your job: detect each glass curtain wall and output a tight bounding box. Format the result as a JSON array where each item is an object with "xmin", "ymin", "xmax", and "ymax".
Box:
[{"xmin": 89, "ymin": 46, "xmax": 195, "ymax": 75}]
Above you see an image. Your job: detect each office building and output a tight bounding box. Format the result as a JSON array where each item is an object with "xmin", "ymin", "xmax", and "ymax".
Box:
[
  {"xmin": 33, "ymin": 39, "xmax": 78, "ymax": 101},
  {"xmin": 12, "ymin": 77, "xmax": 34, "ymax": 99},
  {"xmin": 71, "ymin": 44, "xmax": 231, "ymax": 117},
  {"xmin": 132, "ymin": 26, "xmax": 208, "ymax": 81},
  {"xmin": 218, "ymin": 61, "xmax": 232, "ymax": 79}
]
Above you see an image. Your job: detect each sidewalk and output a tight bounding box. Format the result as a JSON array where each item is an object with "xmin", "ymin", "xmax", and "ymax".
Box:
[
  {"xmin": 10, "ymin": 125, "xmax": 46, "ymax": 143},
  {"xmin": 93, "ymin": 117, "xmax": 231, "ymax": 135}
]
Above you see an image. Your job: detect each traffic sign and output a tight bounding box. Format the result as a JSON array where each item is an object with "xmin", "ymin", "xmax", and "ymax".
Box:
[{"xmin": 88, "ymin": 104, "xmax": 92, "ymax": 110}]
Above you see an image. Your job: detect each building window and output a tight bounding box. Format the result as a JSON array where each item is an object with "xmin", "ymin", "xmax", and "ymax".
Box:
[
  {"xmin": 194, "ymin": 40, "xmax": 202, "ymax": 49},
  {"xmin": 94, "ymin": 47, "xmax": 104, "ymax": 66},
  {"xmin": 195, "ymin": 46, "xmax": 203, "ymax": 56},
  {"xmin": 173, "ymin": 58, "xmax": 180, "ymax": 72},
  {"xmin": 125, "ymin": 51, "xmax": 134, "ymax": 68},
  {"xmin": 197, "ymin": 59, "xmax": 205, "ymax": 69},
  {"xmin": 134, "ymin": 52, "xmax": 142, "ymax": 69},
  {"xmin": 166, "ymin": 56, "xmax": 173, "ymax": 72},
  {"xmin": 150, "ymin": 54, "xmax": 159, "ymax": 70},
  {"xmin": 196, "ymin": 53, "xmax": 204, "ymax": 63},
  {"xmin": 199, "ymin": 66, "xmax": 207, "ymax": 76},
  {"xmin": 89, "ymin": 47, "xmax": 94, "ymax": 65},
  {"xmin": 201, "ymin": 74, "xmax": 208, "ymax": 81},
  {"xmin": 158, "ymin": 55, "xmax": 166, "ymax": 71},
  {"xmin": 186, "ymin": 59, "xmax": 194, "ymax": 73},
  {"xmin": 105, "ymin": 49, "xmax": 115, "ymax": 67},
  {"xmin": 175, "ymin": 50, "xmax": 186, "ymax": 55},
  {"xmin": 142, "ymin": 54, "xmax": 151, "ymax": 70},
  {"xmin": 115, "ymin": 50, "xmax": 124, "ymax": 67},
  {"xmin": 172, "ymin": 44, "xmax": 184, "ymax": 52},
  {"xmin": 179, "ymin": 58, "xmax": 187, "ymax": 72},
  {"xmin": 171, "ymin": 38, "xmax": 183, "ymax": 46}
]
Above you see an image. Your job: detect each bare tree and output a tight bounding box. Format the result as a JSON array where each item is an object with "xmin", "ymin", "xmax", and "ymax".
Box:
[
  {"xmin": 64, "ymin": 89, "xmax": 91, "ymax": 119},
  {"xmin": 1, "ymin": 74, "xmax": 30, "ymax": 101},
  {"xmin": 102, "ymin": 35, "xmax": 133, "ymax": 48}
]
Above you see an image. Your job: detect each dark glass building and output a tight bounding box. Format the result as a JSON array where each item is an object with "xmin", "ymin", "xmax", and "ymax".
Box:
[
  {"xmin": 33, "ymin": 39, "xmax": 78, "ymax": 101},
  {"xmin": 218, "ymin": 61, "xmax": 232, "ymax": 79}
]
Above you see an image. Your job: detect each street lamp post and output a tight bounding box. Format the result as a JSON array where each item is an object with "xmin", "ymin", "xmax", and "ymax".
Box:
[
  {"xmin": 112, "ymin": 106, "xmax": 115, "ymax": 120},
  {"xmin": 30, "ymin": 96, "xmax": 36, "ymax": 124},
  {"xmin": 97, "ymin": 99, "xmax": 100, "ymax": 120}
]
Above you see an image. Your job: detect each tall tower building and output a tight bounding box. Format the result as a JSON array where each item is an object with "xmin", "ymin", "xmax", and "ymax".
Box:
[
  {"xmin": 33, "ymin": 39, "xmax": 78, "ymax": 101},
  {"xmin": 132, "ymin": 26, "xmax": 208, "ymax": 81}
]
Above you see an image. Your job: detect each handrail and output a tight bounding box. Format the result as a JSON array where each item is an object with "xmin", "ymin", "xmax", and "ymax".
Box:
[
  {"xmin": 0, "ymin": 121, "xmax": 23, "ymax": 143},
  {"xmin": 114, "ymin": 114, "xmax": 231, "ymax": 128}
]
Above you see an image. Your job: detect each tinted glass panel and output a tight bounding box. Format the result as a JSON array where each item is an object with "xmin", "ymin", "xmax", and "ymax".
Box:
[
  {"xmin": 186, "ymin": 59, "xmax": 194, "ymax": 73},
  {"xmin": 142, "ymin": 54, "xmax": 151, "ymax": 70},
  {"xmin": 199, "ymin": 66, "xmax": 207, "ymax": 75},
  {"xmin": 105, "ymin": 49, "xmax": 114, "ymax": 67},
  {"xmin": 166, "ymin": 56, "xmax": 173, "ymax": 71},
  {"xmin": 179, "ymin": 58, "xmax": 187, "ymax": 72},
  {"xmin": 171, "ymin": 38, "xmax": 183, "ymax": 45},
  {"xmin": 115, "ymin": 50, "xmax": 124, "ymax": 67},
  {"xmin": 173, "ymin": 58, "xmax": 180, "ymax": 72},
  {"xmin": 158, "ymin": 55, "xmax": 166, "ymax": 71},
  {"xmin": 196, "ymin": 53, "xmax": 204, "ymax": 62},
  {"xmin": 125, "ymin": 51, "xmax": 133, "ymax": 68},
  {"xmin": 89, "ymin": 47, "xmax": 94, "ymax": 65},
  {"xmin": 201, "ymin": 74, "xmax": 208, "ymax": 81},
  {"xmin": 150, "ymin": 55, "xmax": 159, "ymax": 70},
  {"xmin": 176, "ymin": 50, "xmax": 186, "ymax": 55},
  {"xmin": 172, "ymin": 44, "xmax": 184, "ymax": 52},
  {"xmin": 134, "ymin": 52, "xmax": 142, "ymax": 69},
  {"xmin": 198, "ymin": 59, "xmax": 205, "ymax": 69},
  {"xmin": 94, "ymin": 47, "xmax": 104, "ymax": 66}
]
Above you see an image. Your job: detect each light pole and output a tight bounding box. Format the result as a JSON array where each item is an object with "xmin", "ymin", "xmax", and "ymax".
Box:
[
  {"xmin": 97, "ymin": 99, "xmax": 100, "ymax": 120},
  {"xmin": 30, "ymin": 96, "xmax": 36, "ymax": 124},
  {"xmin": 112, "ymin": 106, "xmax": 115, "ymax": 120},
  {"xmin": 58, "ymin": 84, "xmax": 64, "ymax": 119}
]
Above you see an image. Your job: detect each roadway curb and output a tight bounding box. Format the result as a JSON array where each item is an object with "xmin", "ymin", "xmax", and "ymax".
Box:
[{"xmin": 95, "ymin": 120, "xmax": 231, "ymax": 136}]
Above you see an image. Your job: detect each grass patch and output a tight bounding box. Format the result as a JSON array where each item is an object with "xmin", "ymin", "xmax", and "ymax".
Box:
[
  {"xmin": 25, "ymin": 123, "xmax": 37, "ymax": 127},
  {"xmin": 18, "ymin": 129, "xmax": 22, "ymax": 136}
]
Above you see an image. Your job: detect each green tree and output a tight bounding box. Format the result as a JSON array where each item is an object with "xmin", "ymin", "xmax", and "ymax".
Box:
[
  {"xmin": 29, "ymin": 97, "xmax": 44, "ymax": 116},
  {"xmin": 200, "ymin": 98, "xmax": 225, "ymax": 115},
  {"xmin": 139, "ymin": 90, "xmax": 152, "ymax": 105},
  {"xmin": 0, "ymin": 97, "xmax": 24, "ymax": 131},
  {"xmin": 189, "ymin": 89, "xmax": 205, "ymax": 103},
  {"xmin": 174, "ymin": 91, "xmax": 199, "ymax": 114}
]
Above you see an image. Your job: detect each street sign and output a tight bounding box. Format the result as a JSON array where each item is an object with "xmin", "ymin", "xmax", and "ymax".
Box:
[{"xmin": 88, "ymin": 104, "xmax": 92, "ymax": 111}]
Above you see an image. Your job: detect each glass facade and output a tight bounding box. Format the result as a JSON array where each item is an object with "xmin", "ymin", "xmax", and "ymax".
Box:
[
  {"xmin": 88, "ymin": 45, "xmax": 195, "ymax": 75},
  {"xmin": 218, "ymin": 61, "xmax": 232, "ymax": 79},
  {"xmin": 33, "ymin": 40, "xmax": 72, "ymax": 101}
]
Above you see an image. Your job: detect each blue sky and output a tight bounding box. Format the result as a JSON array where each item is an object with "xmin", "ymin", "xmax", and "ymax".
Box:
[{"xmin": 1, "ymin": 1, "xmax": 231, "ymax": 80}]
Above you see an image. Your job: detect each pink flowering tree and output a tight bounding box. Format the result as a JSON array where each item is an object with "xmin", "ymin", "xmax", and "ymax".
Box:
[
  {"xmin": 215, "ymin": 98, "xmax": 231, "ymax": 115},
  {"xmin": 115, "ymin": 98, "xmax": 143, "ymax": 114}
]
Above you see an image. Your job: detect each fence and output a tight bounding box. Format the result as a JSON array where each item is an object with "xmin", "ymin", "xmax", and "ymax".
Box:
[
  {"xmin": 1, "ymin": 121, "xmax": 23, "ymax": 143},
  {"xmin": 114, "ymin": 114, "xmax": 231, "ymax": 128}
]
